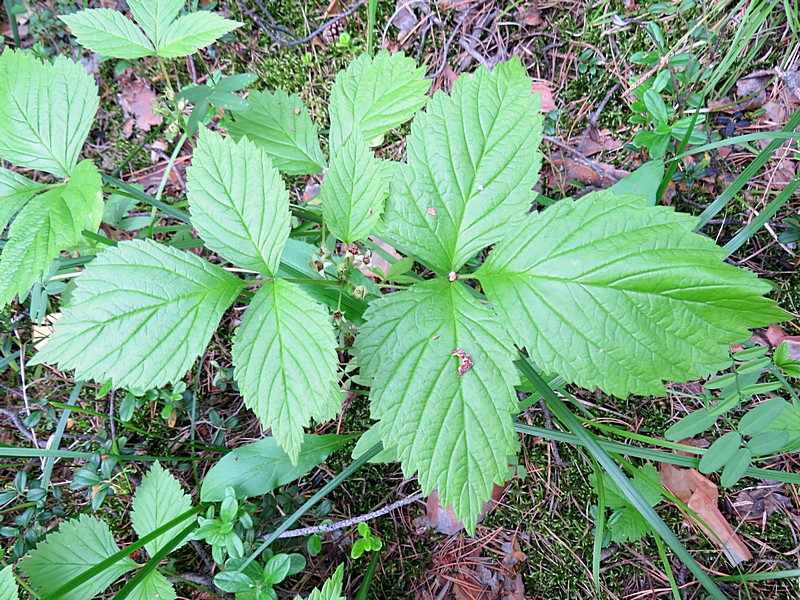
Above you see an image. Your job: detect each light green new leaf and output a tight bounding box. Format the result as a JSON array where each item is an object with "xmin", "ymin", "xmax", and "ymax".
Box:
[
  {"xmin": 127, "ymin": 570, "xmax": 176, "ymax": 600},
  {"xmin": 0, "ymin": 565, "xmax": 18, "ymax": 600},
  {"xmin": 0, "ymin": 161, "xmax": 102, "ymax": 307},
  {"xmin": 477, "ymin": 190, "xmax": 785, "ymax": 397},
  {"xmin": 382, "ymin": 59, "xmax": 542, "ymax": 275},
  {"xmin": 201, "ymin": 434, "xmax": 353, "ymax": 501},
  {"xmin": 128, "ymin": 0, "xmax": 183, "ymax": 48},
  {"xmin": 187, "ymin": 130, "xmax": 290, "ymax": 275},
  {"xmin": 356, "ymin": 280, "xmax": 519, "ymax": 530},
  {"xmin": 328, "ymin": 51, "xmax": 429, "ymax": 152},
  {"xmin": 0, "ymin": 167, "xmax": 46, "ymax": 232},
  {"xmin": 19, "ymin": 514, "xmax": 137, "ymax": 600},
  {"xmin": 321, "ymin": 134, "xmax": 388, "ymax": 243},
  {"xmin": 232, "ymin": 279, "xmax": 341, "ymax": 463},
  {"xmin": 301, "ymin": 564, "xmax": 344, "ymax": 600},
  {"xmin": 30, "ymin": 239, "xmax": 243, "ymax": 389},
  {"xmin": 131, "ymin": 461, "xmax": 193, "ymax": 557},
  {"xmin": 226, "ymin": 89, "xmax": 326, "ymax": 175},
  {"xmin": 60, "ymin": 9, "xmax": 154, "ymax": 59},
  {"xmin": 155, "ymin": 12, "xmax": 241, "ymax": 58},
  {"xmin": 0, "ymin": 49, "xmax": 98, "ymax": 178}
]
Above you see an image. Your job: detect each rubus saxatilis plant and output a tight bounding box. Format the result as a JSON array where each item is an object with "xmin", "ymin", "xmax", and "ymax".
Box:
[{"xmin": 7, "ymin": 47, "xmax": 784, "ymax": 532}]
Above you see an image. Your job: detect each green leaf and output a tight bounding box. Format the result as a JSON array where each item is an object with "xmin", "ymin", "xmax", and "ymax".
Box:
[
  {"xmin": 214, "ymin": 571, "xmax": 255, "ymax": 593},
  {"xmin": 0, "ymin": 565, "xmax": 19, "ymax": 600},
  {"xmin": 747, "ymin": 431, "xmax": 789, "ymax": 456},
  {"xmin": 155, "ymin": 12, "xmax": 241, "ymax": 58},
  {"xmin": 699, "ymin": 431, "xmax": 742, "ymax": 474},
  {"xmin": 769, "ymin": 402, "xmax": 800, "ymax": 451},
  {"xmin": 200, "ymin": 434, "xmax": 352, "ymax": 501},
  {"xmin": 30, "ymin": 239, "xmax": 243, "ymax": 389},
  {"xmin": 131, "ymin": 461, "xmax": 193, "ymax": 557},
  {"xmin": 382, "ymin": 59, "xmax": 543, "ymax": 275},
  {"xmin": 477, "ymin": 190, "xmax": 784, "ymax": 397},
  {"xmin": 356, "ymin": 280, "xmax": 519, "ymax": 531},
  {"xmin": 232, "ymin": 279, "xmax": 341, "ymax": 462},
  {"xmin": 321, "ymin": 134, "xmax": 388, "ymax": 243},
  {"xmin": 0, "ymin": 167, "xmax": 46, "ymax": 232},
  {"xmin": 0, "ymin": 161, "xmax": 102, "ymax": 307},
  {"xmin": 127, "ymin": 0, "xmax": 182, "ymax": 49},
  {"xmin": 302, "ymin": 564, "xmax": 344, "ymax": 600},
  {"xmin": 738, "ymin": 397, "xmax": 787, "ymax": 436},
  {"xmin": 643, "ymin": 89, "xmax": 670, "ymax": 123},
  {"xmin": 606, "ymin": 160, "xmax": 664, "ymax": 206},
  {"xmin": 60, "ymin": 9, "xmax": 154, "ymax": 59},
  {"xmin": 187, "ymin": 130, "xmax": 290, "ymax": 276},
  {"xmin": 664, "ymin": 408, "xmax": 717, "ymax": 441},
  {"xmin": 608, "ymin": 507, "xmax": 650, "ymax": 543},
  {"xmin": 226, "ymin": 90, "xmax": 326, "ymax": 175},
  {"xmin": 351, "ymin": 424, "xmax": 397, "ymax": 464},
  {"xmin": 126, "ymin": 570, "xmax": 176, "ymax": 600},
  {"xmin": 720, "ymin": 447, "xmax": 751, "ymax": 487},
  {"xmin": 594, "ymin": 463, "xmax": 662, "ymax": 510},
  {"xmin": 328, "ymin": 51, "xmax": 429, "ymax": 153},
  {"xmin": 262, "ymin": 554, "xmax": 291, "ymax": 585},
  {"xmin": 0, "ymin": 49, "xmax": 98, "ymax": 178},
  {"xmin": 19, "ymin": 514, "xmax": 137, "ymax": 599}
]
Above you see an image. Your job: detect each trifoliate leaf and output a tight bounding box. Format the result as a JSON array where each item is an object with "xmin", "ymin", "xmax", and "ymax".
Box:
[
  {"xmin": 321, "ymin": 134, "xmax": 388, "ymax": 243},
  {"xmin": 19, "ymin": 514, "xmax": 137, "ymax": 599},
  {"xmin": 328, "ymin": 51, "xmax": 429, "ymax": 152},
  {"xmin": 127, "ymin": 0, "xmax": 183, "ymax": 49},
  {"xmin": 155, "ymin": 12, "xmax": 241, "ymax": 58},
  {"xmin": 232, "ymin": 279, "xmax": 341, "ymax": 463},
  {"xmin": 477, "ymin": 190, "xmax": 784, "ymax": 397},
  {"xmin": 0, "ymin": 160, "xmax": 102, "ymax": 307},
  {"xmin": 301, "ymin": 564, "xmax": 344, "ymax": 600},
  {"xmin": 201, "ymin": 434, "xmax": 353, "ymax": 501},
  {"xmin": 0, "ymin": 167, "xmax": 46, "ymax": 232},
  {"xmin": 187, "ymin": 130, "xmax": 290, "ymax": 276},
  {"xmin": 0, "ymin": 49, "xmax": 98, "ymax": 178},
  {"xmin": 30, "ymin": 239, "xmax": 243, "ymax": 389},
  {"xmin": 131, "ymin": 461, "xmax": 193, "ymax": 557},
  {"xmin": 382, "ymin": 58, "xmax": 542, "ymax": 275},
  {"xmin": 356, "ymin": 280, "xmax": 519, "ymax": 531},
  {"xmin": 127, "ymin": 570, "xmax": 176, "ymax": 600},
  {"xmin": 0, "ymin": 565, "xmax": 19, "ymax": 600},
  {"xmin": 60, "ymin": 9, "xmax": 154, "ymax": 59},
  {"xmin": 226, "ymin": 89, "xmax": 326, "ymax": 175}
]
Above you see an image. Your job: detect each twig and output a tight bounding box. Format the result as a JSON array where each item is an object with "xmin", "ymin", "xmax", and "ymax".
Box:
[
  {"xmin": 248, "ymin": 0, "xmax": 366, "ymax": 47},
  {"xmin": 0, "ymin": 408, "xmax": 44, "ymax": 447},
  {"xmin": 578, "ymin": 83, "xmax": 620, "ymax": 153},
  {"xmin": 428, "ymin": 10, "xmax": 471, "ymax": 80},
  {"xmin": 274, "ymin": 491, "xmax": 423, "ymax": 539},
  {"xmin": 108, "ymin": 390, "xmax": 116, "ymax": 440},
  {"xmin": 539, "ymin": 400, "xmax": 566, "ymax": 467},
  {"xmin": 543, "ymin": 134, "xmax": 623, "ymax": 183}
]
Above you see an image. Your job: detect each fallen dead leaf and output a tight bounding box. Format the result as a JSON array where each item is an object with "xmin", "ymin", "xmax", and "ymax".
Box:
[
  {"xmin": 519, "ymin": 5, "xmax": 543, "ymax": 27},
  {"xmin": 119, "ymin": 77, "xmax": 163, "ymax": 138},
  {"xmin": 531, "ymin": 79, "xmax": 557, "ymax": 112},
  {"xmin": 660, "ymin": 459, "xmax": 753, "ymax": 566},
  {"xmin": 392, "ymin": 0, "xmax": 419, "ymax": 42},
  {"xmin": 735, "ymin": 74, "xmax": 770, "ymax": 110},
  {"xmin": 32, "ymin": 313, "xmax": 62, "ymax": 351},
  {"xmin": 424, "ymin": 481, "xmax": 508, "ymax": 536},
  {"xmin": 764, "ymin": 324, "xmax": 800, "ymax": 359},
  {"xmin": 732, "ymin": 485, "xmax": 792, "ymax": 523}
]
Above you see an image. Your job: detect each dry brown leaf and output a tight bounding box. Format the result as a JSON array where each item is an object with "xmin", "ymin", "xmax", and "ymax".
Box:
[
  {"xmin": 519, "ymin": 5, "xmax": 543, "ymax": 27},
  {"xmin": 424, "ymin": 482, "xmax": 508, "ymax": 535},
  {"xmin": 660, "ymin": 461, "xmax": 753, "ymax": 566},
  {"xmin": 531, "ymin": 79, "xmax": 556, "ymax": 112},
  {"xmin": 119, "ymin": 78, "xmax": 163, "ymax": 138},
  {"xmin": 764, "ymin": 323, "xmax": 800, "ymax": 359},
  {"xmin": 732, "ymin": 485, "xmax": 792, "ymax": 522}
]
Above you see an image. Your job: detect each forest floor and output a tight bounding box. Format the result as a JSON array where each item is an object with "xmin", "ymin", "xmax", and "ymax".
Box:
[{"xmin": 2, "ymin": 0, "xmax": 800, "ymax": 598}]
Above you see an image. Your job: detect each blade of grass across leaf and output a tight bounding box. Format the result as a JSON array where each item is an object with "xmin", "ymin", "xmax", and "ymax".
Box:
[
  {"xmin": 45, "ymin": 505, "xmax": 202, "ymax": 600},
  {"xmin": 40, "ymin": 381, "xmax": 84, "ymax": 490},
  {"xmin": 516, "ymin": 357, "xmax": 727, "ymax": 600}
]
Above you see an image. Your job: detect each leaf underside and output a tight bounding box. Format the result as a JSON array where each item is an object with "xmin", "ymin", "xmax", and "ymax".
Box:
[
  {"xmin": 0, "ymin": 49, "xmax": 98, "ymax": 178},
  {"xmin": 232, "ymin": 279, "xmax": 341, "ymax": 463},
  {"xmin": 356, "ymin": 280, "xmax": 519, "ymax": 531},
  {"xmin": 187, "ymin": 129, "xmax": 290, "ymax": 276},
  {"xmin": 130, "ymin": 461, "xmax": 193, "ymax": 557},
  {"xmin": 0, "ymin": 167, "xmax": 47, "ymax": 233},
  {"xmin": 0, "ymin": 565, "xmax": 19, "ymax": 600},
  {"xmin": 155, "ymin": 12, "xmax": 241, "ymax": 58},
  {"xmin": 226, "ymin": 89, "xmax": 326, "ymax": 175},
  {"xmin": 128, "ymin": 0, "xmax": 183, "ymax": 49},
  {"xmin": 60, "ymin": 9, "xmax": 154, "ymax": 59},
  {"xmin": 477, "ymin": 190, "xmax": 785, "ymax": 396},
  {"xmin": 127, "ymin": 571, "xmax": 176, "ymax": 600},
  {"xmin": 382, "ymin": 58, "xmax": 543, "ymax": 275},
  {"xmin": 30, "ymin": 239, "xmax": 243, "ymax": 390},
  {"xmin": 302, "ymin": 564, "xmax": 345, "ymax": 600},
  {"xmin": 20, "ymin": 514, "xmax": 137, "ymax": 599},
  {"xmin": 328, "ymin": 50, "xmax": 430, "ymax": 152}
]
